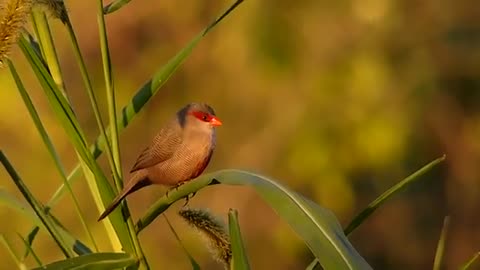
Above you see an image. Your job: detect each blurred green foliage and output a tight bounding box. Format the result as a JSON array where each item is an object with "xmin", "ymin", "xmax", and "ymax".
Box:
[{"xmin": 1, "ymin": 0, "xmax": 479, "ymax": 269}]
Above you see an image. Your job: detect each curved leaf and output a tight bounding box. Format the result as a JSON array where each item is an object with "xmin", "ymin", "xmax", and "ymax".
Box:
[
  {"xmin": 137, "ymin": 170, "xmax": 372, "ymax": 270},
  {"xmin": 31, "ymin": 252, "xmax": 136, "ymax": 270}
]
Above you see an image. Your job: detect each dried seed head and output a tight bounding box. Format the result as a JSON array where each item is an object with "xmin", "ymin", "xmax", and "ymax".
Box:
[
  {"xmin": 179, "ymin": 208, "xmax": 232, "ymax": 269},
  {"xmin": 0, "ymin": 0, "xmax": 33, "ymax": 67}
]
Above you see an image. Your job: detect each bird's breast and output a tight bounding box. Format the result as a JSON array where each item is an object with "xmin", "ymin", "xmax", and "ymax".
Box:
[{"xmin": 148, "ymin": 129, "xmax": 215, "ymax": 186}]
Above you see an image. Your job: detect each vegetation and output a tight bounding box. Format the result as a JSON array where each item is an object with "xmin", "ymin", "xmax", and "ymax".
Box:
[{"xmin": 0, "ymin": 0, "xmax": 478, "ymax": 269}]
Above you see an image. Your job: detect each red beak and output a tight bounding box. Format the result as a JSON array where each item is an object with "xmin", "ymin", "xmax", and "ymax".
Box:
[{"xmin": 210, "ymin": 116, "xmax": 222, "ymax": 126}]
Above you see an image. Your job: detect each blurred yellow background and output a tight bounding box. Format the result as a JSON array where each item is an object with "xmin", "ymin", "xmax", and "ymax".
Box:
[{"xmin": 1, "ymin": 0, "xmax": 480, "ymax": 269}]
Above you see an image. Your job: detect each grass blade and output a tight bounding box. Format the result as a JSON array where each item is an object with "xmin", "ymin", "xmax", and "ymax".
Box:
[
  {"xmin": 0, "ymin": 151, "xmax": 74, "ymax": 257},
  {"xmin": 96, "ymin": 0, "xmax": 147, "ymax": 262},
  {"xmin": 31, "ymin": 252, "xmax": 136, "ymax": 270},
  {"xmin": 0, "ymin": 188, "xmax": 92, "ymax": 255},
  {"xmin": 137, "ymin": 170, "xmax": 372, "ymax": 269},
  {"xmin": 96, "ymin": 0, "xmax": 146, "ymax": 260},
  {"xmin": 344, "ymin": 155, "xmax": 446, "ymax": 235},
  {"xmin": 228, "ymin": 209, "xmax": 250, "ymax": 270},
  {"xmin": 97, "ymin": 0, "xmax": 122, "ymax": 194},
  {"xmin": 0, "ymin": 234, "xmax": 26, "ymax": 269},
  {"xmin": 164, "ymin": 215, "xmax": 201, "ymax": 270},
  {"xmin": 103, "ymin": 0, "xmax": 132, "ymax": 14},
  {"xmin": 460, "ymin": 252, "xmax": 480, "ymax": 270},
  {"xmin": 17, "ymin": 233, "xmax": 42, "ymax": 267},
  {"xmin": 305, "ymin": 259, "xmax": 320, "ymax": 270},
  {"xmin": 433, "ymin": 216, "xmax": 450, "ymax": 270},
  {"xmin": 22, "ymin": 226, "xmax": 39, "ymax": 260},
  {"xmin": 46, "ymin": 0, "xmax": 244, "ymax": 210}
]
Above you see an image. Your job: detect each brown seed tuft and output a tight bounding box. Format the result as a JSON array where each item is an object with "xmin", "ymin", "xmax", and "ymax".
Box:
[
  {"xmin": 0, "ymin": 0, "xmax": 33, "ymax": 67},
  {"xmin": 179, "ymin": 208, "xmax": 232, "ymax": 269}
]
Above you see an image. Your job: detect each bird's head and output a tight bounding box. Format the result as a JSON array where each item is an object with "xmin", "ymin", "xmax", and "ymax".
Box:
[{"xmin": 177, "ymin": 103, "xmax": 222, "ymax": 130}]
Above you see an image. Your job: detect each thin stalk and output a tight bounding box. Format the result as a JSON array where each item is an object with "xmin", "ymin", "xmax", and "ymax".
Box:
[
  {"xmin": 0, "ymin": 234, "xmax": 24, "ymax": 268},
  {"xmin": 96, "ymin": 1, "xmax": 148, "ymax": 268},
  {"xmin": 96, "ymin": 0, "xmax": 122, "ymax": 192},
  {"xmin": 433, "ymin": 216, "xmax": 450, "ymax": 270},
  {"xmin": 62, "ymin": 16, "xmax": 118, "ymax": 185},
  {"xmin": 18, "ymin": 233, "xmax": 42, "ymax": 267}
]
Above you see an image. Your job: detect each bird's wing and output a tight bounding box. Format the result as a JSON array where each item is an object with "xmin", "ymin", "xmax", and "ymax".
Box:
[{"xmin": 130, "ymin": 122, "xmax": 183, "ymax": 172}]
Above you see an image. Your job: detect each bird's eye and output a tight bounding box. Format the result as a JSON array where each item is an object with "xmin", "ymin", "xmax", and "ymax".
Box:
[{"xmin": 191, "ymin": 111, "xmax": 211, "ymax": 122}]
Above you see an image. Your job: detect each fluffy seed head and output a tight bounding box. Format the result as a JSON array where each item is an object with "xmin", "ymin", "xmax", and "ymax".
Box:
[{"xmin": 179, "ymin": 208, "xmax": 231, "ymax": 269}]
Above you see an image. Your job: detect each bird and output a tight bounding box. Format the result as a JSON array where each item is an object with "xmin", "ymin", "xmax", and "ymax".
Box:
[{"xmin": 98, "ymin": 103, "xmax": 222, "ymax": 221}]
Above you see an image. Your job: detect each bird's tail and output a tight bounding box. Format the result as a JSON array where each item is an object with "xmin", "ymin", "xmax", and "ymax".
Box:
[{"xmin": 97, "ymin": 171, "xmax": 150, "ymax": 221}]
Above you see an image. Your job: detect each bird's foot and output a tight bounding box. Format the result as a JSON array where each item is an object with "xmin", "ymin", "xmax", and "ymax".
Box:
[
  {"xmin": 165, "ymin": 182, "xmax": 186, "ymax": 198},
  {"xmin": 182, "ymin": 192, "xmax": 197, "ymax": 207}
]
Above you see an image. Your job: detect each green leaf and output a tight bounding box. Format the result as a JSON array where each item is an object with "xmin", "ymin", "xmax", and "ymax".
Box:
[
  {"xmin": 0, "ymin": 188, "xmax": 92, "ymax": 255},
  {"xmin": 23, "ymin": 226, "xmax": 39, "ymax": 260},
  {"xmin": 103, "ymin": 0, "xmax": 132, "ymax": 14},
  {"xmin": 433, "ymin": 216, "xmax": 450, "ymax": 270},
  {"xmin": 228, "ymin": 209, "xmax": 250, "ymax": 270},
  {"xmin": 17, "ymin": 233, "xmax": 42, "ymax": 267},
  {"xmin": 305, "ymin": 259, "xmax": 321, "ymax": 270},
  {"xmin": 0, "ymin": 151, "xmax": 74, "ymax": 257},
  {"xmin": 138, "ymin": 170, "xmax": 372, "ymax": 270},
  {"xmin": 0, "ymin": 234, "xmax": 25, "ymax": 268},
  {"xmin": 31, "ymin": 252, "xmax": 136, "ymax": 270},
  {"xmin": 344, "ymin": 155, "xmax": 446, "ymax": 235},
  {"xmin": 165, "ymin": 215, "xmax": 201, "ymax": 270},
  {"xmin": 460, "ymin": 252, "xmax": 480, "ymax": 270},
  {"xmin": 47, "ymin": 0, "xmax": 243, "ymax": 213}
]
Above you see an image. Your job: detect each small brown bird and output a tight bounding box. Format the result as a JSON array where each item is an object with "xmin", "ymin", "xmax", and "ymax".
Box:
[{"xmin": 98, "ymin": 103, "xmax": 222, "ymax": 221}]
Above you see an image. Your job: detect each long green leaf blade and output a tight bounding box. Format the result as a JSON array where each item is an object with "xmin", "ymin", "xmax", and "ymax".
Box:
[
  {"xmin": 0, "ymin": 234, "xmax": 25, "ymax": 269},
  {"xmin": 31, "ymin": 252, "xmax": 136, "ymax": 270},
  {"xmin": 0, "ymin": 188, "xmax": 92, "ymax": 255},
  {"xmin": 433, "ymin": 216, "xmax": 450, "ymax": 270},
  {"xmin": 0, "ymin": 151, "xmax": 74, "ymax": 257},
  {"xmin": 137, "ymin": 170, "xmax": 372, "ymax": 269},
  {"xmin": 228, "ymin": 209, "xmax": 250, "ymax": 270},
  {"xmin": 344, "ymin": 155, "xmax": 446, "ymax": 235},
  {"xmin": 17, "ymin": 233, "xmax": 43, "ymax": 267},
  {"xmin": 164, "ymin": 215, "xmax": 201, "ymax": 270},
  {"xmin": 460, "ymin": 252, "xmax": 480, "ymax": 270},
  {"xmin": 23, "ymin": 226, "xmax": 39, "ymax": 260}
]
